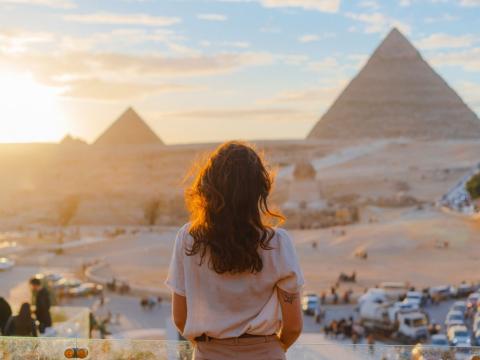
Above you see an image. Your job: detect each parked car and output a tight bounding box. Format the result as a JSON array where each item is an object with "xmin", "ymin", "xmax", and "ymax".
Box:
[
  {"xmin": 467, "ymin": 292, "xmax": 480, "ymax": 310},
  {"xmin": 473, "ymin": 313, "xmax": 480, "ymax": 332},
  {"xmin": 68, "ymin": 282, "xmax": 103, "ymax": 297},
  {"xmin": 450, "ymin": 301, "xmax": 468, "ymax": 316},
  {"xmin": 411, "ymin": 334, "xmax": 453, "ymax": 360},
  {"xmin": 35, "ymin": 272, "xmax": 64, "ymax": 285},
  {"xmin": 456, "ymin": 283, "xmax": 474, "ymax": 298},
  {"xmin": 379, "ymin": 282, "xmax": 408, "ymax": 301},
  {"xmin": 429, "ymin": 285, "xmax": 451, "ymax": 301},
  {"xmin": 445, "ymin": 310, "xmax": 465, "ymax": 328},
  {"xmin": 357, "ymin": 288, "xmax": 388, "ymax": 308},
  {"xmin": 302, "ymin": 293, "xmax": 319, "ymax": 316},
  {"xmin": 0, "ymin": 257, "xmax": 15, "ymax": 271},
  {"xmin": 52, "ymin": 278, "xmax": 83, "ymax": 295},
  {"xmin": 404, "ymin": 291, "xmax": 426, "ymax": 308},
  {"xmin": 447, "ymin": 325, "xmax": 471, "ymax": 346},
  {"xmin": 474, "ymin": 330, "xmax": 480, "ymax": 346}
]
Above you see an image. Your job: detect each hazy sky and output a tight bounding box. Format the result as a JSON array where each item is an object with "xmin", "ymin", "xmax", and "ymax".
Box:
[{"xmin": 0, "ymin": 0, "xmax": 479, "ymax": 144}]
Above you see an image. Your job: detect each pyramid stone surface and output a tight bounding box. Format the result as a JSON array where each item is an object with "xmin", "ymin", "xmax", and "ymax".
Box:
[
  {"xmin": 308, "ymin": 28, "xmax": 480, "ymax": 140},
  {"xmin": 94, "ymin": 107, "xmax": 163, "ymax": 146}
]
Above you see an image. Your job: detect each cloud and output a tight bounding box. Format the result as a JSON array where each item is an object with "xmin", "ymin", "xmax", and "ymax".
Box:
[
  {"xmin": 456, "ymin": 81, "xmax": 480, "ymax": 111},
  {"xmin": 298, "ymin": 34, "xmax": 320, "ymax": 43},
  {"xmin": 359, "ymin": 0, "xmax": 380, "ymax": 10},
  {"xmin": 61, "ymin": 78, "xmax": 200, "ymax": 100},
  {"xmin": 64, "ymin": 12, "xmax": 181, "ymax": 27},
  {"xmin": 416, "ymin": 33, "xmax": 476, "ymax": 50},
  {"xmin": 197, "ymin": 13, "xmax": 228, "ymax": 21},
  {"xmin": 307, "ymin": 56, "xmax": 339, "ymax": 71},
  {"xmin": 429, "ymin": 48, "xmax": 480, "ymax": 72},
  {"xmin": 262, "ymin": 82, "xmax": 347, "ymax": 105},
  {"xmin": 399, "ymin": 0, "xmax": 411, "ymax": 6},
  {"xmin": 160, "ymin": 107, "xmax": 314, "ymax": 124},
  {"xmin": 0, "ymin": 29, "xmax": 55, "ymax": 53},
  {"xmin": 298, "ymin": 32, "xmax": 335, "ymax": 43},
  {"xmin": 424, "ymin": 14, "xmax": 459, "ymax": 23},
  {"xmin": 458, "ymin": 0, "xmax": 480, "ymax": 6},
  {"xmin": 259, "ymin": 0, "xmax": 341, "ymax": 13},
  {"xmin": 0, "ymin": 0, "xmax": 75, "ymax": 8},
  {"xmin": 0, "ymin": 49, "xmax": 275, "ymax": 93},
  {"xmin": 345, "ymin": 12, "xmax": 411, "ymax": 34}
]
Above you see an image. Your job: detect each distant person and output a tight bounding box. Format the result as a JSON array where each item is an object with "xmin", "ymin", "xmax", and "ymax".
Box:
[
  {"xmin": 30, "ymin": 278, "xmax": 52, "ymax": 333},
  {"xmin": 4, "ymin": 303, "xmax": 37, "ymax": 337},
  {"xmin": 0, "ymin": 296, "xmax": 12, "ymax": 335},
  {"xmin": 166, "ymin": 141, "xmax": 304, "ymax": 360}
]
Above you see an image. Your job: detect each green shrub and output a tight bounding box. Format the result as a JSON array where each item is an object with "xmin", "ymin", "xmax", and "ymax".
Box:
[{"xmin": 467, "ymin": 173, "xmax": 480, "ymax": 200}]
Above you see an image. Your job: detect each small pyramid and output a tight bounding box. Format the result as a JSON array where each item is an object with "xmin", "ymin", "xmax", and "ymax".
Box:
[
  {"xmin": 308, "ymin": 28, "xmax": 480, "ymax": 140},
  {"xmin": 60, "ymin": 134, "xmax": 87, "ymax": 146},
  {"xmin": 94, "ymin": 107, "xmax": 163, "ymax": 146}
]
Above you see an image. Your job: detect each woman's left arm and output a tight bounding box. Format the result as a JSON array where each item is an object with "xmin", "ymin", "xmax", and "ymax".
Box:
[{"xmin": 172, "ymin": 292, "xmax": 187, "ymax": 334}]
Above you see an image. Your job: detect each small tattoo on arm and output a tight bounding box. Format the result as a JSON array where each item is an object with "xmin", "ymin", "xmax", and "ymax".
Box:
[{"xmin": 282, "ymin": 292, "xmax": 298, "ymax": 304}]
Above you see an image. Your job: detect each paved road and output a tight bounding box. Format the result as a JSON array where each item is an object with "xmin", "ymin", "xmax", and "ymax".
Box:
[{"xmin": 2, "ymin": 265, "xmax": 473, "ymax": 345}]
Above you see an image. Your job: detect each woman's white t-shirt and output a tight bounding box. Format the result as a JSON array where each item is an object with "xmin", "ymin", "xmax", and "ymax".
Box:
[{"xmin": 165, "ymin": 224, "xmax": 304, "ymax": 340}]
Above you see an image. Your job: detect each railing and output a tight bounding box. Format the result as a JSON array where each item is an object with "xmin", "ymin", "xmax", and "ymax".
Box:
[{"xmin": 1, "ymin": 337, "xmax": 480, "ymax": 359}]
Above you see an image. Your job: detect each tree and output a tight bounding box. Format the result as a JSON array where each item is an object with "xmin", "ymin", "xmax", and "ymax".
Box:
[
  {"xmin": 466, "ymin": 173, "xmax": 480, "ymax": 200},
  {"xmin": 58, "ymin": 195, "xmax": 80, "ymax": 226},
  {"xmin": 144, "ymin": 199, "xmax": 162, "ymax": 226}
]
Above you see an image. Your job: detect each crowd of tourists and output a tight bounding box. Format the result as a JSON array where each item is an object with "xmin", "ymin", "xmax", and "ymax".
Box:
[{"xmin": 0, "ymin": 278, "xmax": 52, "ymax": 337}]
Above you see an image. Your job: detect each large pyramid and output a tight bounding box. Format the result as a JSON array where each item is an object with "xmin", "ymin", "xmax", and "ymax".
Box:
[
  {"xmin": 308, "ymin": 28, "xmax": 480, "ymax": 140},
  {"xmin": 94, "ymin": 107, "xmax": 163, "ymax": 146}
]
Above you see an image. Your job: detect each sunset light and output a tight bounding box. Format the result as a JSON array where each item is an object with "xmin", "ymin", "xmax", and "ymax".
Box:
[
  {"xmin": 0, "ymin": 1, "xmax": 479, "ymax": 358},
  {"xmin": 0, "ymin": 71, "xmax": 66, "ymax": 143}
]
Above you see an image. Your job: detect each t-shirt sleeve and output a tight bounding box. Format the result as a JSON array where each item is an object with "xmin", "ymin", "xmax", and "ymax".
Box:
[
  {"xmin": 275, "ymin": 229, "xmax": 305, "ymax": 293},
  {"xmin": 165, "ymin": 224, "xmax": 188, "ymax": 296}
]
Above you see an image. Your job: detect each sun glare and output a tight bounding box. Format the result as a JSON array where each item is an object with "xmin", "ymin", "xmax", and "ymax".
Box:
[{"xmin": 0, "ymin": 71, "xmax": 66, "ymax": 143}]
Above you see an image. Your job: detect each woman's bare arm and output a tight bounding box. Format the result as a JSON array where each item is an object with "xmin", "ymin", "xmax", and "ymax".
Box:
[
  {"xmin": 277, "ymin": 287, "xmax": 303, "ymax": 351},
  {"xmin": 172, "ymin": 292, "xmax": 187, "ymax": 334}
]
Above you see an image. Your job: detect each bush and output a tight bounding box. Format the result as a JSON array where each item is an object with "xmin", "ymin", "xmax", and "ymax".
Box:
[
  {"xmin": 58, "ymin": 195, "xmax": 80, "ymax": 226},
  {"xmin": 467, "ymin": 173, "xmax": 480, "ymax": 200}
]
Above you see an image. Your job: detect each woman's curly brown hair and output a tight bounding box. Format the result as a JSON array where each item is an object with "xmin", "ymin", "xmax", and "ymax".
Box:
[{"xmin": 185, "ymin": 141, "xmax": 284, "ymax": 274}]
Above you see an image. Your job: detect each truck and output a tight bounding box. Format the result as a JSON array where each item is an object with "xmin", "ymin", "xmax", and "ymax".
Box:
[{"xmin": 359, "ymin": 301, "xmax": 429, "ymax": 344}]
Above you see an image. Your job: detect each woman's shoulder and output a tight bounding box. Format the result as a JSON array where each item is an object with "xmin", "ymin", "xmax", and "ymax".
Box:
[
  {"xmin": 269, "ymin": 227, "xmax": 295, "ymax": 250},
  {"xmin": 176, "ymin": 223, "xmax": 193, "ymax": 247}
]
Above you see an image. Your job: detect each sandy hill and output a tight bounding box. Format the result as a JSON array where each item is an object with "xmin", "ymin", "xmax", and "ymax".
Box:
[
  {"xmin": 94, "ymin": 107, "xmax": 163, "ymax": 146},
  {"xmin": 308, "ymin": 28, "xmax": 480, "ymax": 140}
]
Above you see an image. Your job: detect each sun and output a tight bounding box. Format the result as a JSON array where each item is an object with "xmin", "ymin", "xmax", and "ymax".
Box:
[{"xmin": 0, "ymin": 71, "xmax": 66, "ymax": 143}]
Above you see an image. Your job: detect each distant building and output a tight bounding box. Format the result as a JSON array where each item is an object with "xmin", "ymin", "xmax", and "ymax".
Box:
[
  {"xmin": 308, "ymin": 28, "xmax": 480, "ymax": 140},
  {"xmin": 94, "ymin": 107, "xmax": 163, "ymax": 146}
]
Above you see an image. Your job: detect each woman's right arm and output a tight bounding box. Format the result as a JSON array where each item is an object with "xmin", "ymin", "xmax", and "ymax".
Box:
[
  {"xmin": 277, "ymin": 287, "xmax": 303, "ymax": 351},
  {"xmin": 172, "ymin": 292, "xmax": 187, "ymax": 334}
]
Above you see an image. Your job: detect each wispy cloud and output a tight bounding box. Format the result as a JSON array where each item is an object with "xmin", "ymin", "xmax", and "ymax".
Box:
[
  {"xmin": 345, "ymin": 12, "xmax": 411, "ymax": 34},
  {"xmin": 0, "ymin": 29, "xmax": 55, "ymax": 53},
  {"xmin": 359, "ymin": 0, "xmax": 380, "ymax": 10},
  {"xmin": 260, "ymin": 0, "xmax": 341, "ymax": 13},
  {"xmin": 458, "ymin": 0, "xmax": 480, "ymax": 6},
  {"xmin": 424, "ymin": 14, "xmax": 459, "ymax": 23},
  {"xmin": 62, "ymin": 78, "xmax": 200, "ymax": 100},
  {"xmin": 0, "ymin": 0, "xmax": 75, "ymax": 8},
  {"xmin": 298, "ymin": 34, "xmax": 320, "ymax": 43},
  {"xmin": 298, "ymin": 32, "xmax": 335, "ymax": 43},
  {"xmin": 416, "ymin": 33, "xmax": 475, "ymax": 50},
  {"xmin": 64, "ymin": 12, "xmax": 181, "ymax": 27},
  {"xmin": 429, "ymin": 47, "xmax": 480, "ymax": 72},
  {"xmin": 456, "ymin": 81, "xmax": 480, "ymax": 111},
  {"xmin": 197, "ymin": 13, "xmax": 228, "ymax": 21}
]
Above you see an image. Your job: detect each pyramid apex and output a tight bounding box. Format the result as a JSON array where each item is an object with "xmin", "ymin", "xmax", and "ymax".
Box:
[
  {"xmin": 94, "ymin": 107, "xmax": 163, "ymax": 146},
  {"xmin": 307, "ymin": 27, "xmax": 480, "ymax": 140}
]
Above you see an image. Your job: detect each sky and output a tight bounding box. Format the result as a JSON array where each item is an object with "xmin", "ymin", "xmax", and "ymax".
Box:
[{"xmin": 0, "ymin": 0, "xmax": 479, "ymax": 144}]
